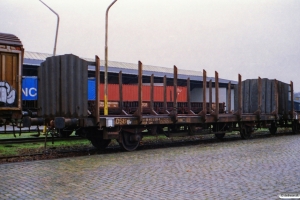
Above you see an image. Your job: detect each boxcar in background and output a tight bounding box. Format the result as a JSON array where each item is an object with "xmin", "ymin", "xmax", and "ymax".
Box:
[
  {"xmin": 88, "ymin": 78, "xmax": 187, "ymax": 102},
  {"xmin": 0, "ymin": 33, "xmax": 24, "ymax": 122},
  {"xmin": 292, "ymin": 100, "xmax": 300, "ymax": 112}
]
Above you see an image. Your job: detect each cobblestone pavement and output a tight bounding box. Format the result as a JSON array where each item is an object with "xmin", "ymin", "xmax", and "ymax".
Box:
[{"xmin": 0, "ymin": 134, "xmax": 300, "ymax": 200}]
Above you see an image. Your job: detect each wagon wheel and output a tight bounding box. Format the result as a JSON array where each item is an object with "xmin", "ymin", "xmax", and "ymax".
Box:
[
  {"xmin": 90, "ymin": 137, "xmax": 111, "ymax": 150},
  {"xmin": 188, "ymin": 125, "xmax": 197, "ymax": 135},
  {"xmin": 88, "ymin": 128, "xmax": 111, "ymax": 150},
  {"xmin": 215, "ymin": 133, "xmax": 225, "ymax": 140},
  {"xmin": 269, "ymin": 122, "xmax": 277, "ymax": 135},
  {"xmin": 57, "ymin": 129, "xmax": 73, "ymax": 138},
  {"xmin": 240, "ymin": 125, "xmax": 253, "ymax": 139},
  {"xmin": 119, "ymin": 131, "xmax": 140, "ymax": 151}
]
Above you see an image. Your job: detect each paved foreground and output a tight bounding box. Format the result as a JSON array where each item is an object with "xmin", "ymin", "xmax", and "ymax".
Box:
[{"xmin": 0, "ymin": 134, "xmax": 300, "ymax": 200}]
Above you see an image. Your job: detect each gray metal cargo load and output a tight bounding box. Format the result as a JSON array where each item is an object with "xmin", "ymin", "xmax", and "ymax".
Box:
[{"xmin": 234, "ymin": 78, "xmax": 290, "ymax": 115}]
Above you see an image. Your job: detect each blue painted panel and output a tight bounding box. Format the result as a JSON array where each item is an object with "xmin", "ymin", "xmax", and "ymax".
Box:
[
  {"xmin": 22, "ymin": 77, "xmax": 38, "ymax": 100},
  {"xmin": 22, "ymin": 77, "xmax": 95, "ymax": 101},
  {"xmin": 88, "ymin": 78, "xmax": 95, "ymax": 100}
]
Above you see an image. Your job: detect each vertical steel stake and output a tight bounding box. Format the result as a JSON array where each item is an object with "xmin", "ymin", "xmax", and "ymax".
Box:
[
  {"xmin": 134, "ymin": 61, "xmax": 143, "ymax": 122},
  {"xmin": 119, "ymin": 71, "xmax": 124, "ymax": 114},
  {"xmin": 163, "ymin": 75, "xmax": 169, "ymax": 114},
  {"xmin": 173, "ymin": 66, "xmax": 178, "ymax": 119},
  {"xmin": 95, "ymin": 56, "xmax": 100, "ymax": 123},
  {"xmin": 227, "ymin": 81, "xmax": 231, "ymax": 113},
  {"xmin": 209, "ymin": 80, "xmax": 212, "ymax": 114},
  {"xmin": 199, "ymin": 70, "xmax": 207, "ymax": 119},
  {"xmin": 290, "ymin": 81, "xmax": 294, "ymax": 119},
  {"xmin": 215, "ymin": 71, "xmax": 219, "ymax": 120}
]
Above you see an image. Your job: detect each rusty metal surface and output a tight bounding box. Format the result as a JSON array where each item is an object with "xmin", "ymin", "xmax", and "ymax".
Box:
[
  {"xmin": 199, "ymin": 70, "xmax": 207, "ymax": 118},
  {"xmin": 38, "ymin": 54, "xmax": 88, "ymax": 118},
  {"xmin": 30, "ymin": 52, "xmax": 296, "ymax": 135},
  {"xmin": 209, "ymin": 80, "xmax": 212, "ymax": 114},
  {"xmin": 187, "ymin": 78, "xmax": 191, "ymax": 111},
  {"xmin": 0, "ymin": 33, "xmax": 24, "ymax": 114},
  {"xmin": 227, "ymin": 81, "xmax": 231, "ymax": 113},
  {"xmin": 167, "ymin": 66, "xmax": 178, "ymax": 122},
  {"xmin": 163, "ymin": 75, "xmax": 168, "ymax": 113},
  {"xmin": 202, "ymin": 70, "xmax": 207, "ymax": 115},
  {"xmin": 0, "ymin": 52, "xmax": 21, "ymax": 110},
  {"xmin": 233, "ymin": 74, "xmax": 242, "ymax": 118},
  {"xmin": 109, "ymin": 111, "xmax": 279, "ymax": 127},
  {"xmin": 173, "ymin": 66, "xmax": 178, "ymax": 115},
  {"xmin": 150, "ymin": 74, "xmax": 154, "ymax": 110},
  {"xmin": 133, "ymin": 61, "xmax": 143, "ymax": 122},
  {"xmin": 119, "ymin": 71, "xmax": 123, "ymax": 111},
  {"xmin": 95, "ymin": 56, "xmax": 100, "ymax": 123},
  {"xmin": 214, "ymin": 71, "xmax": 219, "ymax": 120},
  {"xmin": 88, "ymin": 98, "xmax": 226, "ymax": 117}
]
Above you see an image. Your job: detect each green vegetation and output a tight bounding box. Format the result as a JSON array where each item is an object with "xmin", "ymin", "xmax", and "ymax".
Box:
[
  {"xmin": 0, "ymin": 132, "xmax": 39, "ymax": 139},
  {"xmin": 0, "ymin": 133, "xmax": 91, "ymax": 157},
  {"xmin": 0, "ymin": 127, "xmax": 292, "ymax": 158}
]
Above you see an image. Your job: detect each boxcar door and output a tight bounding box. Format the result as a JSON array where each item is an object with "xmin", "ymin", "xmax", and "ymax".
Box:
[{"xmin": 0, "ymin": 52, "xmax": 21, "ymax": 109}]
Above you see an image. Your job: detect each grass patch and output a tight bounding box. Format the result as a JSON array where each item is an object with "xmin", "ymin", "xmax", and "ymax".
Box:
[
  {"xmin": 0, "ymin": 132, "xmax": 40, "ymax": 139},
  {"xmin": 0, "ymin": 142, "xmax": 41, "ymax": 157},
  {"xmin": 0, "ymin": 127, "xmax": 292, "ymax": 158},
  {"xmin": 0, "ymin": 138, "xmax": 91, "ymax": 157}
]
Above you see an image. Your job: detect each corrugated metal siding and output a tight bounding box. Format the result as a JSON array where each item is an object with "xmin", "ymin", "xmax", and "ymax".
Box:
[
  {"xmin": 24, "ymin": 51, "xmax": 50, "ymax": 61},
  {"xmin": 23, "ymin": 51, "xmax": 237, "ymax": 85},
  {"xmin": 278, "ymin": 81, "xmax": 290, "ymax": 115},
  {"xmin": 0, "ymin": 33, "xmax": 22, "ymax": 47},
  {"xmin": 234, "ymin": 78, "xmax": 290, "ymax": 115},
  {"xmin": 38, "ymin": 54, "xmax": 88, "ymax": 118}
]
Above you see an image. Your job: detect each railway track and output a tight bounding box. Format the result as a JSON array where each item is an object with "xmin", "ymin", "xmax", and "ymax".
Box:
[
  {"xmin": 0, "ymin": 130, "xmax": 297, "ymax": 164},
  {"xmin": 0, "ymin": 136, "xmax": 83, "ymax": 145}
]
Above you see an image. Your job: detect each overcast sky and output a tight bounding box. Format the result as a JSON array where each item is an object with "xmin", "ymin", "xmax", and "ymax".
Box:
[{"xmin": 1, "ymin": 0, "xmax": 300, "ymax": 91}]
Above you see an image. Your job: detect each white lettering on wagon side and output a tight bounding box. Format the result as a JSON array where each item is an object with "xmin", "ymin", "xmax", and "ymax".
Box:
[
  {"xmin": 141, "ymin": 118, "xmax": 172, "ymax": 125},
  {"xmin": 115, "ymin": 118, "xmax": 133, "ymax": 125}
]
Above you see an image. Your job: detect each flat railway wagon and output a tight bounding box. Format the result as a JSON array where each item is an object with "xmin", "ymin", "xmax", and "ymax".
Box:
[
  {"xmin": 24, "ymin": 54, "xmax": 300, "ymax": 151},
  {"xmin": 0, "ymin": 33, "xmax": 24, "ymax": 126}
]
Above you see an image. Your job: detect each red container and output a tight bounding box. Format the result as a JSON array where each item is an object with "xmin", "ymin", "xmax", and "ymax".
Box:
[{"xmin": 99, "ymin": 84, "xmax": 187, "ymax": 102}]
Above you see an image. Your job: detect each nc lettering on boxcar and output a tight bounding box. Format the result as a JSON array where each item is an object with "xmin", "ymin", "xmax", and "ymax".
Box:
[{"xmin": 21, "ymin": 77, "xmax": 38, "ymax": 100}]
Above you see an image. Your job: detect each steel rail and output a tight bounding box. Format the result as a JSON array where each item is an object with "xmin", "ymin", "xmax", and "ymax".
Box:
[{"xmin": 0, "ymin": 136, "xmax": 82, "ymax": 145}]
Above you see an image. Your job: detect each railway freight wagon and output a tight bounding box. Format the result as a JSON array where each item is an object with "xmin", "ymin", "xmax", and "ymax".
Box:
[
  {"xmin": 24, "ymin": 54, "xmax": 300, "ymax": 151},
  {"xmin": 20, "ymin": 76, "xmax": 225, "ymax": 117},
  {"xmin": 0, "ymin": 33, "xmax": 24, "ymax": 125}
]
